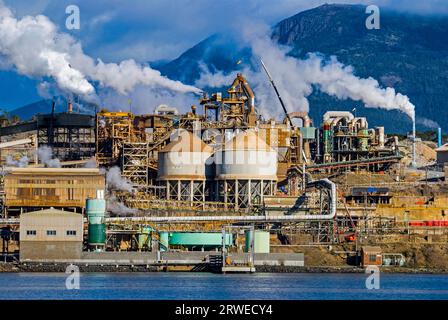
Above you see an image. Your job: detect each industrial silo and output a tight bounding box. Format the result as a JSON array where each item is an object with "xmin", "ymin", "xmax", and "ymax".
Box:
[
  {"xmin": 157, "ymin": 130, "xmax": 214, "ymax": 203},
  {"xmin": 86, "ymin": 189, "xmax": 106, "ymax": 250},
  {"xmin": 215, "ymin": 129, "xmax": 277, "ymax": 208},
  {"xmin": 245, "ymin": 230, "xmax": 270, "ymax": 253}
]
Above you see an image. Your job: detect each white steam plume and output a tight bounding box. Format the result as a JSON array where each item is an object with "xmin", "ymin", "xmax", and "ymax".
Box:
[
  {"xmin": 416, "ymin": 117, "xmax": 440, "ymax": 129},
  {"xmin": 83, "ymin": 157, "xmax": 98, "ymax": 168},
  {"xmin": 37, "ymin": 146, "xmax": 61, "ymax": 168},
  {"xmin": 106, "ymin": 194, "xmax": 137, "ymax": 216},
  {"xmin": 6, "ymin": 155, "xmax": 29, "ymax": 167},
  {"xmin": 0, "ymin": 2, "xmax": 201, "ymax": 100},
  {"xmin": 104, "ymin": 166, "xmax": 133, "ymax": 193},
  {"xmin": 196, "ymin": 22, "xmax": 416, "ymax": 121}
]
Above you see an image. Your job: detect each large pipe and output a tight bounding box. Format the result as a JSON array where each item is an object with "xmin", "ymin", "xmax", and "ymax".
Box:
[
  {"xmin": 288, "ymin": 112, "xmax": 312, "ymax": 127},
  {"xmin": 323, "ymin": 111, "xmax": 354, "ymax": 123},
  {"xmin": 438, "ymin": 127, "xmax": 442, "ymax": 148},
  {"xmin": 107, "ymin": 179, "xmax": 336, "ymax": 223},
  {"xmin": 352, "ymin": 117, "xmax": 368, "ymax": 130},
  {"xmin": 298, "ymin": 178, "xmax": 337, "ymax": 220}
]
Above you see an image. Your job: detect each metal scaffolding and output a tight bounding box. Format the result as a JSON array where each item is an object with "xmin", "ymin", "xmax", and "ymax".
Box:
[
  {"xmin": 217, "ymin": 179, "xmax": 276, "ymax": 209},
  {"xmin": 96, "ymin": 112, "xmax": 134, "ymax": 165},
  {"xmin": 122, "ymin": 142, "xmax": 148, "ymax": 186},
  {"xmin": 36, "ymin": 113, "xmax": 95, "ymax": 161}
]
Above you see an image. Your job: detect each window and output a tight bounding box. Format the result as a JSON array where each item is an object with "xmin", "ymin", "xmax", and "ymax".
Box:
[
  {"xmin": 26, "ymin": 230, "xmax": 36, "ymax": 236},
  {"xmin": 369, "ymin": 254, "xmax": 377, "ymax": 262},
  {"xmin": 66, "ymin": 230, "xmax": 77, "ymax": 236},
  {"xmin": 46, "ymin": 230, "xmax": 56, "ymax": 236}
]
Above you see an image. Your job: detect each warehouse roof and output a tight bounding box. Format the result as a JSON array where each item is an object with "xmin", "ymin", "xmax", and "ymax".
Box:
[
  {"xmin": 21, "ymin": 208, "xmax": 82, "ymax": 217},
  {"xmin": 8, "ymin": 167, "xmax": 102, "ymax": 175}
]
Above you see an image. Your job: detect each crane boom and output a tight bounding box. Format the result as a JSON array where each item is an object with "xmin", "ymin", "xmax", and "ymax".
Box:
[{"xmin": 260, "ymin": 59, "xmax": 292, "ymax": 125}]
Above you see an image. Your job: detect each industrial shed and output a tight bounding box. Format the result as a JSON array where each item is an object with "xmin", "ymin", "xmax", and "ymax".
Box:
[
  {"xmin": 4, "ymin": 167, "xmax": 105, "ymax": 216},
  {"xmin": 361, "ymin": 246, "xmax": 383, "ymax": 267},
  {"xmin": 19, "ymin": 208, "xmax": 84, "ymax": 261},
  {"xmin": 436, "ymin": 144, "xmax": 448, "ymax": 165}
]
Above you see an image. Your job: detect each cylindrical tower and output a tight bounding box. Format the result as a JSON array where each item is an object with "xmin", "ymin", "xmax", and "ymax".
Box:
[
  {"xmin": 86, "ymin": 189, "xmax": 106, "ymax": 250},
  {"xmin": 376, "ymin": 126, "xmax": 385, "ymax": 148},
  {"xmin": 323, "ymin": 122, "xmax": 332, "ymax": 163},
  {"xmin": 245, "ymin": 230, "xmax": 270, "ymax": 253},
  {"xmin": 215, "ymin": 129, "xmax": 277, "ymax": 209},
  {"xmin": 159, "ymin": 232, "xmax": 169, "ymax": 252},
  {"xmin": 157, "ymin": 130, "xmax": 214, "ymax": 203},
  {"xmin": 358, "ymin": 128, "xmax": 369, "ymax": 152}
]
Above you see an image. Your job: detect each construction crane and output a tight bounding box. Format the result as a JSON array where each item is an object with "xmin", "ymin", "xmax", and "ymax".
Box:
[
  {"xmin": 260, "ymin": 59, "xmax": 292, "ymax": 125},
  {"xmin": 261, "ymin": 58, "xmax": 306, "ymax": 166}
]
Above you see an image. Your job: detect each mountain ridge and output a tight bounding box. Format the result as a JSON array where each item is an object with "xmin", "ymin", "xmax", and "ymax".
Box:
[{"xmin": 157, "ymin": 4, "xmax": 448, "ymax": 133}]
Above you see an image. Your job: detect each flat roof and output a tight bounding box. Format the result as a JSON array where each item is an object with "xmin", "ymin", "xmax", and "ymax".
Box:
[{"xmin": 8, "ymin": 168, "xmax": 102, "ymax": 175}]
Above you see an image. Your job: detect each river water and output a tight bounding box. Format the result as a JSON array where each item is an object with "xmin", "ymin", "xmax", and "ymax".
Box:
[{"xmin": 0, "ymin": 272, "xmax": 447, "ymax": 300}]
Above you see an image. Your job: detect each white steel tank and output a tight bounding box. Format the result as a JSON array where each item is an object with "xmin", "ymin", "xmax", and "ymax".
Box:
[
  {"xmin": 158, "ymin": 130, "xmax": 214, "ymax": 180},
  {"xmin": 215, "ymin": 129, "xmax": 277, "ymax": 180}
]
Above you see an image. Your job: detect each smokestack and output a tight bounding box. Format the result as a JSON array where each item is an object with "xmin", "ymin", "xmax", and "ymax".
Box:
[
  {"xmin": 67, "ymin": 99, "xmax": 73, "ymax": 113},
  {"xmin": 438, "ymin": 127, "xmax": 442, "ymax": 148},
  {"xmin": 411, "ymin": 118, "xmax": 417, "ymax": 168}
]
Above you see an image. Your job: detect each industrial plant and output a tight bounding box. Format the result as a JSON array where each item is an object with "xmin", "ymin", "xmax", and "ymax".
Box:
[{"xmin": 0, "ymin": 72, "xmax": 447, "ymax": 273}]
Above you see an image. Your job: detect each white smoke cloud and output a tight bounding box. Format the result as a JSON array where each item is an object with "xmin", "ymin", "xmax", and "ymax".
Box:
[
  {"xmin": 0, "ymin": 1, "xmax": 201, "ymax": 102},
  {"xmin": 83, "ymin": 157, "xmax": 98, "ymax": 168},
  {"xmin": 196, "ymin": 22, "xmax": 416, "ymax": 121},
  {"xmin": 6, "ymin": 155, "xmax": 29, "ymax": 167},
  {"xmin": 195, "ymin": 62, "xmax": 239, "ymax": 88},
  {"xmin": 104, "ymin": 166, "xmax": 133, "ymax": 192},
  {"xmin": 98, "ymin": 85, "xmax": 197, "ymax": 115},
  {"xmin": 102, "ymin": 166, "xmax": 136, "ymax": 215},
  {"xmin": 37, "ymin": 145, "xmax": 61, "ymax": 168},
  {"xmin": 106, "ymin": 194, "xmax": 137, "ymax": 216},
  {"xmin": 416, "ymin": 117, "xmax": 440, "ymax": 129}
]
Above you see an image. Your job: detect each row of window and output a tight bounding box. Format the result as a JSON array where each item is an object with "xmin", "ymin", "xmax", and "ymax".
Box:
[{"xmin": 26, "ymin": 230, "xmax": 77, "ymax": 236}]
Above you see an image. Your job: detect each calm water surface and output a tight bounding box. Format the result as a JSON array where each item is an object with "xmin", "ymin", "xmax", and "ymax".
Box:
[{"xmin": 0, "ymin": 272, "xmax": 447, "ymax": 300}]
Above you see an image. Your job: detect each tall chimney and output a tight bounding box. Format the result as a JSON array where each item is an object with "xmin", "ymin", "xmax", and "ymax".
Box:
[{"xmin": 411, "ymin": 118, "xmax": 416, "ymax": 168}]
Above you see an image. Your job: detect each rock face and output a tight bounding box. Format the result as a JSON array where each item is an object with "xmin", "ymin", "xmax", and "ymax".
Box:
[{"xmin": 159, "ymin": 4, "xmax": 448, "ymax": 133}]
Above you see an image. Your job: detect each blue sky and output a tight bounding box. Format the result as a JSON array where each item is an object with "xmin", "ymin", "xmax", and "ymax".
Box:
[{"xmin": 1, "ymin": 0, "xmax": 447, "ymax": 110}]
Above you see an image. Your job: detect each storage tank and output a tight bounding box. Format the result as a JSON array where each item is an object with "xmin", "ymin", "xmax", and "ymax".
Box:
[
  {"xmin": 168, "ymin": 232, "xmax": 233, "ymax": 250},
  {"xmin": 376, "ymin": 126, "xmax": 385, "ymax": 148},
  {"xmin": 215, "ymin": 129, "xmax": 277, "ymax": 208},
  {"xmin": 86, "ymin": 190, "xmax": 106, "ymax": 249},
  {"xmin": 216, "ymin": 129, "xmax": 277, "ymax": 180},
  {"xmin": 158, "ymin": 130, "xmax": 214, "ymax": 202},
  {"xmin": 245, "ymin": 230, "xmax": 270, "ymax": 253},
  {"xmin": 159, "ymin": 232, "xmax": 169, "ymax": 251},
  {"xmin": 358, "ymin": 128, "xmax": 369, "ymax": 152},
  {"xmin": 138, "ymin": 226, "xmax": 152, "ymax": 251}
]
